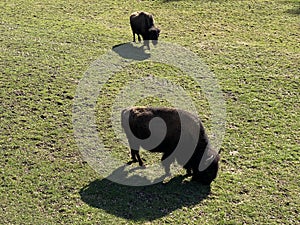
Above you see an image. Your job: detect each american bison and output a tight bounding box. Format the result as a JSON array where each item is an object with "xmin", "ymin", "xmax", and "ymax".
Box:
[
  {"xmin": 130, "ymin": 11, "xmax": 160, "ymax": 46},
  {"xmin": 121, "ymin": 106, "xmax": 220, "ymax": 185}
]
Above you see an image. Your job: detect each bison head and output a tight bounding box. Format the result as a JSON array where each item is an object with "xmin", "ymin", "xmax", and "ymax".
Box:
[
  {"xmin": 147, "ymin": 27, "xmax": 160, "ymax": 45},
  {"xmin": 192, "ymin": 153, "xmax": 220, "ymax": 185}
]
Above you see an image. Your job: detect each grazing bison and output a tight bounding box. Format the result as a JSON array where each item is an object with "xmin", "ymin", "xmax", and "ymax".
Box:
[
  {"xmin": 130, "ymin": 11, "xmax": 160, "ymax": 46},
  {"xmin": 121, "ymin": 106, "xmax": 220, "ymax": 185}
]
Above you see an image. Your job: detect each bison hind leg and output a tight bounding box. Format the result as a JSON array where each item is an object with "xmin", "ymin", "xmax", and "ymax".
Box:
[
  {"xmin": 132, "ymin": 32, "xmax": 136, "ymax": 42},
  {"xmin": 130, "ymin": 149, "xmax": 144, "ymax": 166}
]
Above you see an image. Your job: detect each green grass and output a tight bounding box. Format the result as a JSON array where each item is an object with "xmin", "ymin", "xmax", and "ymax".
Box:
[{"xmin": 1, "ymin": 0, "xmax": 299, "ymax": 224}]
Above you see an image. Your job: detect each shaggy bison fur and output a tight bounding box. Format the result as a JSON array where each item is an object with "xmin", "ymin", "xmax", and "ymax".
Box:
[
  {"xmin": 130, "ymin": 11, "xmax": 160, "ymax": 45},
  {"xmin": 121, "ymin": 106, "xmax": 220, "ymax": 185}
]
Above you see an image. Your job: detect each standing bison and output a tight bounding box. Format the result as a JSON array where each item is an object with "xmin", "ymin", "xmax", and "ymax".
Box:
[
  {"xmin": 121, "ymin": 106, "xmax": 220, "ymax": 185},
  {"xmin": 130, "ymin": 11, "xmax": 160, "ymax": 47}
]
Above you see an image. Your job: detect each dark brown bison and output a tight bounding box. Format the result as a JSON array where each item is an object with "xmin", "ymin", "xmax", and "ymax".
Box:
[
  {"xmin": 121, "ymin": 106, "xmax": 220, "ymax": 185},
  {"xmin": 130, "ymin": 11, "xmax": 160, "ymax": 45}
]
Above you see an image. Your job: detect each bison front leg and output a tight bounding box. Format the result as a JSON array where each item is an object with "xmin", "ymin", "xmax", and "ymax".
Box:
[
  {"xmin": 161, "ymin": 152, "xmax": 174, "ymax": 176},
  {"xmin": 144, "ymin": 40, "xmax": 150, "ymax": 50}
]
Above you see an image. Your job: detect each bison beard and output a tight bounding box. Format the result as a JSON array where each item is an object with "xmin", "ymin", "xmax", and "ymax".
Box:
[{"xmin": 121, "ymin": 107, "xmax": 220, "ymax": 185}]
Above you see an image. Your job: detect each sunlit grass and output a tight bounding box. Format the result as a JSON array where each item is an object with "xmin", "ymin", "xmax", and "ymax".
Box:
[{"xmin": 1, "ymin": 0, "xmax": 299, "ymax": 224}]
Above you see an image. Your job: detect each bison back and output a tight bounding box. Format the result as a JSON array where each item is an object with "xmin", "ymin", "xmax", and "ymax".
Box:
[{"xmin": 130, "ymin": 11, "xmax": 155, "ymax": 35}]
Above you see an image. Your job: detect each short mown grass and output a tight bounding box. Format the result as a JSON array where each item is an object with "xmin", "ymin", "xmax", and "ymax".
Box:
[{"xmin": 1, "ymin": 0, "xmax": 299, "ymax": 224}]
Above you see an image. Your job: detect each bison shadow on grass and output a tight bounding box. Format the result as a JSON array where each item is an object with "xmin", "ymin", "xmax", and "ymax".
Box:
[
  {"xmin": 79, "ymin": 166, "xmax": 211, "ymax": 221},
  {"xmin": 112, "ymin": 42, "xmax": 151, "ymax": 61}
]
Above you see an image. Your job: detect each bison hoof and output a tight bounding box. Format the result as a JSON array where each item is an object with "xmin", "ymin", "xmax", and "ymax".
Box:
[
  {"xmin": 127, "ymin": 160, "xmax": 134, "ymax": 165},
  {"xmin": 127, "ymin": 159, "xmax": 138, "ymax": 165}
]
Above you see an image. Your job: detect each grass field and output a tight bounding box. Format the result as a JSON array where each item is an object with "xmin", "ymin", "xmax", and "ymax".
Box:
[{"xmin": 1, "ymin": 0, "xmax": 299, "ymax": 224}]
